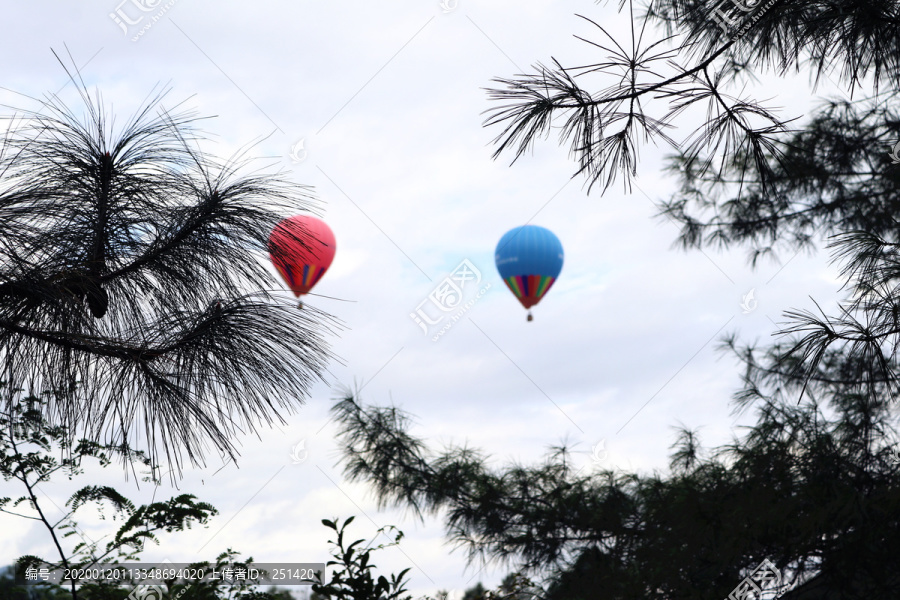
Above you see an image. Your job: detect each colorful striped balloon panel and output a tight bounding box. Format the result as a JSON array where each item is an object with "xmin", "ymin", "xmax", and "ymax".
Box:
[
  {"xmin": 274, "ymin": 262, "xmax": 326, "ymax": 296},
  {"xmin": 503, "ymin": 274, "xmax": 557, "ymax": 309}
]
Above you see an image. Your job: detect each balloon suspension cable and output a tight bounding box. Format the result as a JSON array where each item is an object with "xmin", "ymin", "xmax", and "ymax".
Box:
[
  {"xmin": 304, "ymin": 291, "xmax": 358, "ymax": 303},
  {"xmin": 527, "ymin": 311, "xmax": 533, "ymax": 322},
  {"xmin": 255, "ymin": 288, "xmax": 358, "ymax": 303}
]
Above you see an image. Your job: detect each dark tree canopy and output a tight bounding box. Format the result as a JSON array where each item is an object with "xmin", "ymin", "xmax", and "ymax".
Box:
[
  {"xmin": 0, "ymin": 70, "xmax": 338, "ymax": 470},
  {"xmin": 0, "ymin": 386, "xmax": 320, "ymax": 600},
  {"xmin": 485, "ymin": 0, "xmax": 900, "ymax": 217},
  {"xmin": 330, "ymin": 343, "xmax": 900, "ymax": 599}
]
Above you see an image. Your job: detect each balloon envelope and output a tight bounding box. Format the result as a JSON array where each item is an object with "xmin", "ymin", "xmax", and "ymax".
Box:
[
  {"xmin": 495, "ymin": 225, "xmax": 564, "ymax": 310},
  {"xmin": 268, "ymin": 215, "xmax": 336, "ymax": 297}
]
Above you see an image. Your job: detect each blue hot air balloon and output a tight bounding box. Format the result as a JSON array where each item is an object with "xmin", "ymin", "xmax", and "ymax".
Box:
[{"xmin": 495, "ymin": 225, "xmax": 564, "ymax": 321}]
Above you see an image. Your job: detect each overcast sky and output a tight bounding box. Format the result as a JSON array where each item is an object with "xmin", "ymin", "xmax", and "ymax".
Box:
[{"xmin": 0, "ymin": 1, "xmax": 851, "ymax": 597}]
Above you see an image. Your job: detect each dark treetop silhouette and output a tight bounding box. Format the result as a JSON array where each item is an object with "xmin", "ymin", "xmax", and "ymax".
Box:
[
  {"xmin": 0, "ymin": 75, "xmax": 338, "ymax": 471},
  {"xmin": 330, "ymin": 349, "xmax": 900, "ymax": 599}
]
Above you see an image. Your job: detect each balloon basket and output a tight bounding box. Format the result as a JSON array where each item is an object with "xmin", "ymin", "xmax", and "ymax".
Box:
[
  {"xmin": 527, "ymin": 312, "xmax": 533, "ymax": 322},
  {"xmin": 297, "ymin": 301, "xmax": 304, "ymax": 310}
]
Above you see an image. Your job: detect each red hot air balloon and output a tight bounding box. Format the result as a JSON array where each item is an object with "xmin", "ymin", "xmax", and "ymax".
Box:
[{"xmin": 268, "ymin": 215, "xmax": 336, "ymax": 308}]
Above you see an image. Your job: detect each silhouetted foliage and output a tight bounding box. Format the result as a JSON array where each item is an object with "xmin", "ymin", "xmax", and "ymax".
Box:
[
  {"xmin": 461, "ymin": 583, "xmax": 487, "ymax": 600},
  {"xmin": 485, "ymin": 0, "xmax": 900, "ymax": 208},
  {"xmin": 0, "ymin": 61, "xmax": 338, "ymax": 470},
  {"xmin": 330, "ymin": 366, "xmax": 900, "ymax": 599},
  {"xmin": 485, "ymin": 0, "xmax": 900, "ymax": 407},
  {"xmin": 0, "ymin": 565, "xmax": 69, "ymax": 599},
  {"xmin": 0, "ymin": 386, "xmax": 300, "ymax": 600},
  {"xmin": 311, "ymin": 516, "xmax": 413, "ymax": 600}
]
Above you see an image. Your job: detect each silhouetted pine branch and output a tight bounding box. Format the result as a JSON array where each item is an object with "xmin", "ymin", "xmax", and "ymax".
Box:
[
  {"xmin": 486, "ymin": 0, "xmax": 900, "ymax": 419},
  {"xmin": 331, "ymin": 381, "xmax": 900, "ymax": 599},
  {"xmin": 483, "ymin": 0, "xmax": 800, "ymax": 193},
  {"xmin": 0, "ymin": 68, "xmax": 338, "ymax": 472},
  {"xmin": 485, "ymin": 0, "xmax": 900, "ymax": 252}
]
